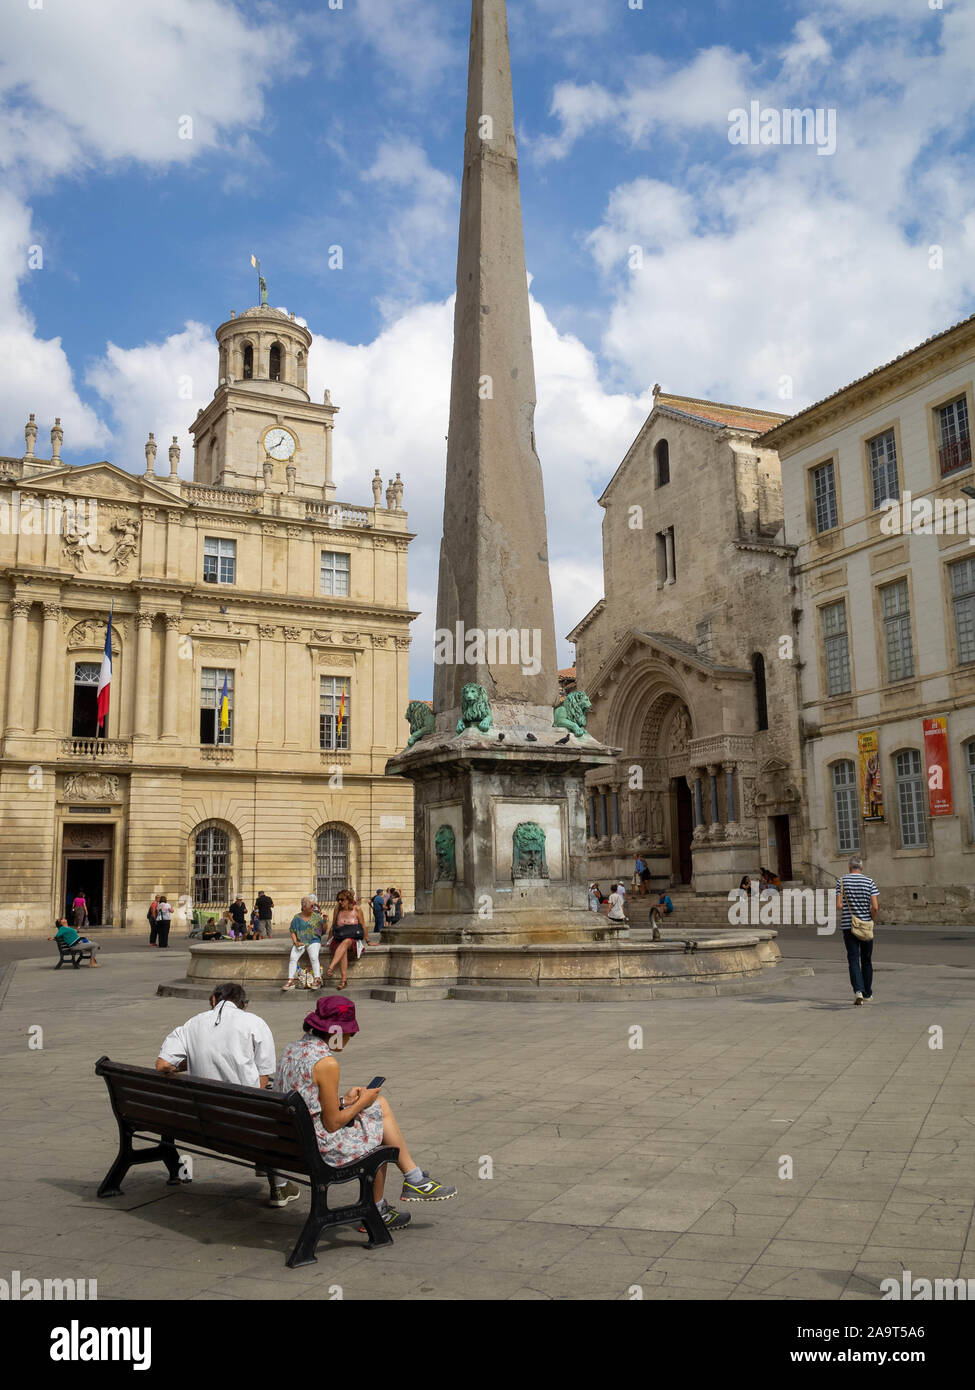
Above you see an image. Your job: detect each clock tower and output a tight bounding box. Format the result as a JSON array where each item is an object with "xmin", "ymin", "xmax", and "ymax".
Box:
[{"xmin": 190, "ymin": 299, "xmax": 338, "ymax": 502}]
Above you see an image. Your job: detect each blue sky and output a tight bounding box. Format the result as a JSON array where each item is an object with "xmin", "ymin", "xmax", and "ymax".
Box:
[{"xmin": 3, "ymin": 0, "xmax": 975, "ymax": 696}]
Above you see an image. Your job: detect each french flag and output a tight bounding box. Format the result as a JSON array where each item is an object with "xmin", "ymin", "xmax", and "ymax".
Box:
[{"xmin": 96, "ymin": 603, "xmax": 113, "ymax": 731}]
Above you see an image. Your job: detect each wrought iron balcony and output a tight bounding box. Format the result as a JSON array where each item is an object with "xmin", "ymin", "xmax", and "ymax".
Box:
[{"xmin": 939, "ymin": 436, "xmax": 972, "ymax": 475}]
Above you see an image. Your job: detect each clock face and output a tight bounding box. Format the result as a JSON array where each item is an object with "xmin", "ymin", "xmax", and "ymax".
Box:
[{"xmin": 264, "ymin": 427, "xmax": 296, "ymax": 461}]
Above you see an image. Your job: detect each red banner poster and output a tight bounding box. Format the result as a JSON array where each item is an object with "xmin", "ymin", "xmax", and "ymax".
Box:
[{"xmin": 923, "ymin": 715, "xmax": 953, "ymax": 817}]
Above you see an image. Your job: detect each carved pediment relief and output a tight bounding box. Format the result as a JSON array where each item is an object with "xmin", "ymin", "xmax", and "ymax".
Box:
[
  {"xmin": 62, "ymin": 772, "xmax": 121, "ymax": 802},
  {"xmin": 66, "ymin": 619, "xmax": 124, "ymax": 653}
]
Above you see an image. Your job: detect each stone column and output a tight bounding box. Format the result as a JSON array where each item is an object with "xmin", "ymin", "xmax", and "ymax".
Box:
[
  {"xmin": 134, "ymin": 611, "xmax": 154, "ymax": 739},
  {"xmin": 725, "ymin": 762, "xmax": 737, "ymax": 825},
  {"xmin": 286, "ymin": 464, "xmax": 297, "ymax": 496},
  {"xmin": 707, "ymin": 764, "xmax": 721, "ymax": 826},
  {"xmin": 611, "ymin": 790, "xmax": 620, "ymax": 837},
  {"xmin": 691, "ymin": 771, "xmax": 705, "ymax": 830},
  {"xmin": 161, "ymin": 613, "xmax": 181, "ymax": 741},
  {"xmin": 665, "ymin": 528, "xmax": 676, "ymax": 585},
  {"xmin": 324, "ymin": 420, "xmax": 335, "ymax": 500},
  {"xmin": 4, "ymin": 599, "xmax": 32, "ymax": 733},
  {"xmin": 36, "ymin": 603, "xmax": 61, "ymax": 734}
]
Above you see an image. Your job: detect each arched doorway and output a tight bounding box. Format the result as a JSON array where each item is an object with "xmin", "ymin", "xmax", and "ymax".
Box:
[{"xmin": 590, "ymin": 674, "xmax": 694, "ymax": 889}]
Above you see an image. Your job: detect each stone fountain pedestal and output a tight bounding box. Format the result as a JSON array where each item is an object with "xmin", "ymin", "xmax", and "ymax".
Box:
[
  {"xmin": 384, "ymin": 713, "xmax": 616, "ymax": 946},
  {"xmin": 159, "ymin": 929, "xmax": 787, "ymax": 1004}
]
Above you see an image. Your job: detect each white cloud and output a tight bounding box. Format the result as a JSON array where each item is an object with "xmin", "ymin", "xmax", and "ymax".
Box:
[
  {"xmin": 0, "ymin": 192, "xmax": 105, "ymax": 458},
  {"xmin": 86, "ymin": 323, "xmax": 217, "ymax": 476},
  {"xmin": 528, "ymin": 47, "xmax": 752, "ymax": 162},
  {"xmin": 361, "ymin": 139, "xmax": 458, "ymax": 315},
  {"xmin": 0, "ymin": 0, "xmax": 292, "ymax": 465},
  {"xmin": 0, "ymin": 0, "xmax": 292, "ymax": 180}
]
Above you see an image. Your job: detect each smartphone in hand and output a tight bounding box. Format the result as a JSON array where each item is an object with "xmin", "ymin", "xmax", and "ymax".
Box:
[{"xmin": 367, "ymin": 1076, "xmax": 386, "ymax": 1090}]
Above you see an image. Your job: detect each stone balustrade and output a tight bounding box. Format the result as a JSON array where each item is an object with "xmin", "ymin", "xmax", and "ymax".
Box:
[{"xmin": 59, "ymin": 737, "xmax": 132, "ymax": 761}]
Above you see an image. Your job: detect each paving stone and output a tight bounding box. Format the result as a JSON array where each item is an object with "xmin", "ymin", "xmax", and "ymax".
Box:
[{"xmin": 3, "ymin": 945, "xmax": 975, "ymax": 1300}]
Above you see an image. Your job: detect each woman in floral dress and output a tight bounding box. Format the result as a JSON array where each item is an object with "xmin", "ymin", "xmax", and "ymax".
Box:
[{"xmin": 275, "ymin": 995, "xmax": 458, "ymax": 1232}]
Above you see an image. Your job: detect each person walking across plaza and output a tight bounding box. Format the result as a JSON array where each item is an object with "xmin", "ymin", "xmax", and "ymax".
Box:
[
  {"xmin": 370, "ymin": 889, "xmax": 385, "ymax": 938},
  {"xmin": 836, "ymin": 856, "xmax": 879, "ymax": 1006},
  {"xmin": 147, "ymin": 894, "xmax": 160, "ymax": 947},
  {"xmin": 154, "ymin": 895, "xmax": 173, "ymax": 949},
  {"xmin": 72, "ymin": 891, "xmax": 88, "ymax": 929},
  {"xmin": 255, "ymin": 890, "xmax": 274, "ymax": 939},
  {"xmin": 283, "ymin": 896, "xmax": 324, "ymax": 991},
  {"xmin": 276, "ymin": 995, "xmax": 457, "ymax": 1232},
  {"xmin": 155, "ymin": 982, "xmax": 300, "ymax": 1209}
]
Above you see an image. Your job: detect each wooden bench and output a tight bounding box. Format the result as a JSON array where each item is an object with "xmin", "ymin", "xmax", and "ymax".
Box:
[
  {"xmin": 55, "ymin": 937, "xmax": 94, "ymax": 969},
  {"xmin": 95, "ymin": 1056, "xmax": 399, "ymax": 1267}
]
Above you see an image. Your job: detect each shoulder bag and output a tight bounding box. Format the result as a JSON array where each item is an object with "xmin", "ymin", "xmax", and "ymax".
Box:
[{"xmin": 842, "ymin": 881, "xmax": 874, "ymax": 941}]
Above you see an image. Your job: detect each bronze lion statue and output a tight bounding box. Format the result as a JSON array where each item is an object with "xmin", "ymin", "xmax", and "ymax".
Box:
[
  {"xmin": 456, "ymin": 683, "xmax": 493, "ymax": 734},
  {"xmin": 405, "ymin": 700, "xmax": 436, "ymax": 747},
  {"xmin": 553, "ymin": 690, "xmax": 592, "ymax": 739}
]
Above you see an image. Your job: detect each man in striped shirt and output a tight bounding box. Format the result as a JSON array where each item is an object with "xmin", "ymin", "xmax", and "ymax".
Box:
[{"xmin": 835, "ymin": 857, "xmax": 879, "ymax": 1005}]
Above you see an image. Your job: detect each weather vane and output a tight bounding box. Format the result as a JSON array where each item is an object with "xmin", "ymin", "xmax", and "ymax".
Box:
[{"xmin": 250, "ymin": 254, "xmax": 268, "ymax": 308}]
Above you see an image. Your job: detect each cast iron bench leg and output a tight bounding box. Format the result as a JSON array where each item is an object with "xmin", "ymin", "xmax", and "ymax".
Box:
[
  {"xmin": 98, "ymin": 1124, "xmax": 183, "ymax": 1196},
  {"xmin": 286, "ymin": 1179, "xmax": 331, "ymax": 1268}
]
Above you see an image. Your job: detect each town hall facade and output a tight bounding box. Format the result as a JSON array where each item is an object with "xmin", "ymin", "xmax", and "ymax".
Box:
[{"xmin": 0, "ymin": 295, "xmax": 415, "ymax": 930}]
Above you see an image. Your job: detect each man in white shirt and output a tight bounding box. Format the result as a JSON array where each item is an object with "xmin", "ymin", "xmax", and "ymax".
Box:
[{"xmin": 155, "ymin": 983, "xmax": 300, "ymax": 1208}]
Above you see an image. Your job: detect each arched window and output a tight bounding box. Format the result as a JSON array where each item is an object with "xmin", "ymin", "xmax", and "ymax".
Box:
[
  {"xmin": 655, "ymin": 439, "xmax": 670, "ymax": 487},
  {"xmin": 242, "ymin": 343, "xmax": 254, "ymax": 380},
  {"xmin": 894, "ymin": 749, "xmax": 927, "ymax": 848},
  {"xmin": 269, "ymin": 342, "xmax": 282, "ymax": 382},
  {"xmin": 831, "ymin": 760, "xmax": 860, "ymax": 853},
  {"xmin": 296, "ymin": 350, "xmax": 306, "ymax": 390},
  {"xmin": 316, "ymin": 827, "xmax": 350, "ymax": 906},
  {"xmin": 753, "ymin": 653, "xmax": 769, "ymax": 731},
  {"xmin": 194, "ymin": 825, "xmax": 229, "ymax": 905}
]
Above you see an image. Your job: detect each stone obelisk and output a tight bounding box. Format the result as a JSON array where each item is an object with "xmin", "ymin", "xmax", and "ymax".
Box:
[
  {"xmin": 433, "ymin": 0, "xmax": 557, "ymax": 724},
  {"xmin": 387, "ymin": 0, "xmax": 616, "ymax": 945}
]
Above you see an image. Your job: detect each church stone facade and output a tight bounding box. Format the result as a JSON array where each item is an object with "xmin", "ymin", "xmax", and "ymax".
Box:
[
  {"xmin": 0, "ymin": 299, "xmax": 415, "ymax": 931},
  {"xmin": 571, "ymin": 390, "xmax": 808, "ymax": 894}
]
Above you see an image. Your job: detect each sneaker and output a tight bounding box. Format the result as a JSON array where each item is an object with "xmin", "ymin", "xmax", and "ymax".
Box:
[
  {"xmin": 863, "ymin": 994, "xmax": 873, "ymax": 1003},
  {"xmin": 359, "ymin": 1208, "xmax": 413, "ymax": 1233},
  {"xmin": 854, "ymin": 992, "xmax": 863, "ymax": 1006},
  {"xmin": 400, "ymin": 1171, "xmax": 457, "ymax": 1202},
  {"xmin": 268, "ymin": 1181, "xmax": 301, "ymax": 1208}
]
